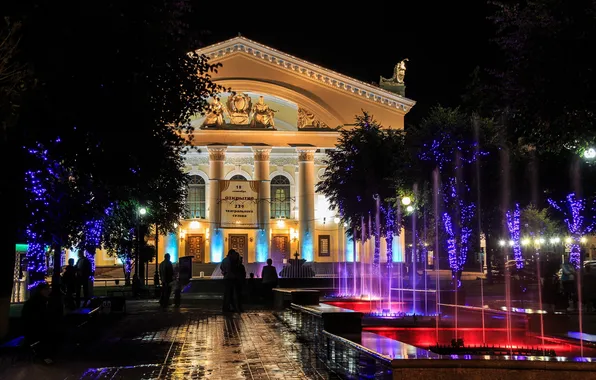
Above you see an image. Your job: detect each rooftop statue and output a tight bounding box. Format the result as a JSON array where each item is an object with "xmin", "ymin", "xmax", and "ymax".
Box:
[
  {"xmin": 379, "ymin": 59, "xmax": 408, "ymax": 96},
  {"xmin": 380, "ymin": 58, "xmax": 408, "ymax": 85}
]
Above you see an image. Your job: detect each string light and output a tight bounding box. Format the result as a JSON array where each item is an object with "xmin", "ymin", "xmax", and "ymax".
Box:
[
  {"xmin": 506, "ymin": 204, "xmax": 523, "ymax": 269},
  {"xmin": 440, "ymin": 178, "xmax": 475, "ymax": 282},
  {"xmin": 548, "ymin": 193, "xmax": 596, "ymax": 269},
  {"xmin": 382, "ymin": 204, "xmax": 396, "ymax": 267},
  {"xmin": 420, "ymin": 135, "xmax": 481, "ymax": 285}
]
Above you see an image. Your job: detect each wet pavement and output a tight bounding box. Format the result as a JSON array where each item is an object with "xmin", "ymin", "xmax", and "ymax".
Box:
[{"xmin": 0, "ymin": 301, "xmax": 356, "ymax": 379}]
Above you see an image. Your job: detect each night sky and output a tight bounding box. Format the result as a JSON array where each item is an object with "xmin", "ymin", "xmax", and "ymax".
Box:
[{"xmin": 196, "ymin": 2, "xmax": 496, "ymax": 125}]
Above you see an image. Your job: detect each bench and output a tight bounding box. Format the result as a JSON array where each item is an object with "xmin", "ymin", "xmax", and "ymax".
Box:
[
  {"xmin": 273, "ymin": 288, "xmax": 320, "ymax": 309},
  {"xmin": 66, "ymin": 306, "xmax": 101, "ymax": 328},
  {"xmin": 291, "ymin": 303, "xmax": 363, "ymax": 334},
  {"xmin": 0, "ymin": 336, "xmax": 39, "ymax": 363}
]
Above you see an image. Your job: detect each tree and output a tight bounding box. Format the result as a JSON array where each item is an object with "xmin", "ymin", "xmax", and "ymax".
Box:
[
  {"xmin": 548, "ymin": 193, "xmax": 596, "ymax": 269},
  {"xmin": 317, "ymin": 112, "xmax": 411, "ymax": 277},
  {"xmin": 489, "ymin": 0, "xmax": 596, "ymax": 153},
  {"xmin": 520, "ymin": 205, "xmax": 560, "ymax": 237},
  {"xmin": 0, "ymin": 16, "xmax": 32, "ymax": 339},
  {"xmin": 411, "ymin": 106, "xmax": 496, "ymax": 283},
  {"xmin": 1, "ymin": 0, "xmax": 221, "ymax": 336}
]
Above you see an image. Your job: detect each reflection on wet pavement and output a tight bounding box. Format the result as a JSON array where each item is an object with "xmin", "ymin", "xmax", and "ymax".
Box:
[{"xmin": 76, "ymin": 307, "xmax": 344, "ymax": 379}]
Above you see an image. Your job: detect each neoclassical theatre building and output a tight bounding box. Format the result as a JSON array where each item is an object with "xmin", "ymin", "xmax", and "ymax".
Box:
[{"xmin": 95, "ymin": 36, "xmax": 415, "ymax": 268}]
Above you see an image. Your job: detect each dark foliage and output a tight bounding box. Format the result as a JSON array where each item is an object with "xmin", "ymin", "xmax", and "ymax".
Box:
[
  {"xmin": 316, "ymin": 112, "xmax": 411, "ymax": 239},
  {"xmin": 489, "ymin": 0, "xmax": 596, "ymax": 153}
]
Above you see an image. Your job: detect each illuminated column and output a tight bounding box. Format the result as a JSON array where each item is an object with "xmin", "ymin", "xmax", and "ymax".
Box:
[
  {"xmin": 297, "ymin": 148, "xmax": 316, "ymax": 261},
  {"xmin": 208, "ymin": 145, "xmax": 227, "ymax": 263},
  {"xmin": 253, "ymin": 146, "xmax": 272, "ymax": 263}
]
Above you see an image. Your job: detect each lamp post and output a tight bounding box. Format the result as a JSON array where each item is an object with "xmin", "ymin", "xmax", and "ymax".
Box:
[{"xmin": 135, "ymin": 207, "xmax": 147, "ymax": 278}]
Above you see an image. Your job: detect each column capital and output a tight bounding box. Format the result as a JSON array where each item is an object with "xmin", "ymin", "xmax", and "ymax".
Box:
[
  {"xmin": 296, "ymin": 147, "xmax": 317, "ymax": 162},
  {"xmin": 207, "ymin": 145, "xmax": 227, "ymax": 161},
  {"xmin": 252, "ymin": 146, "xmax": 272, "ymax": 161}
]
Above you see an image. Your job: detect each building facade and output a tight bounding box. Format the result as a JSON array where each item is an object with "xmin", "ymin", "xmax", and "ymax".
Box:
[{"xmin": 95, "ymin": 36, "xmax": 415, "ymax": 267}]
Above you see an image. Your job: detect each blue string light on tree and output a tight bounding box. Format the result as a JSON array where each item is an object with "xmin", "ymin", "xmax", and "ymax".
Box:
[
  {"xmin": 382, "ymin": 204, "xmax": 396, "ymax": 268},
  {"xmin": 548, "ymin": 193, "xmax": 596, "ymax": 269},
  {"xmin": 506, "ymin": 204, "xmax": 523, "ymax": 269},
  {"xmin": 420, "ymin": 135, "xmax": 481, "ymax": 286},
  {"xmin": 24, "ymin": 139, "xmax": 74, "ymax": 288}
]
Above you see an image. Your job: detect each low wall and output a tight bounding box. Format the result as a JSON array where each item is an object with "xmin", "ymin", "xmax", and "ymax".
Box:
[{"xmin": 391, "ymin": 360, "xmax": 595, "ymax": 380}]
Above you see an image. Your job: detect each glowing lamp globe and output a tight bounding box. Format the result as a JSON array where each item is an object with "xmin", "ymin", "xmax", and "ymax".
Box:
[
  {"xmin": 584, "ymin": 148, "xmax": 596, "ymax": 159},
  {"xmin": 139, "ymin": 207, "xmax": 147, "ymax": 215},
  {"xmin": 401, "ymin": 196, "xmax": 412, "ymax": 206},
  {"xmin": 406, "ymin": 205, "xmax": 414, "ymax": 213},
  {"xmin": 334, "ymin": 217, "xmax": 341, "ymax": 224}
]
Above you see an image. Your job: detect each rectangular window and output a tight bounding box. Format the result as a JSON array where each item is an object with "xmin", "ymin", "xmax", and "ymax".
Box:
[
  {"xmin": 187, "ymin": 186, "xmax": 205, "ymax": 219},
  {"xmin": 318, "ymin": 235, "xmax": 330, "ymax": 257}
]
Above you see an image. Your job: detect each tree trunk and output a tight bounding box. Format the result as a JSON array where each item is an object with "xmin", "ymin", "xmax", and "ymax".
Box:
[
  {"xmin": 0, "ymin": 128, "xmax": 24, "ymax": 338},
  {"xmin": 154, "ymin": 225, "xmax": 160, "ymax": 285},
  {"xmin": 385, "ymin": 234, "xmax": 393, "ymax": 266},
  {"xmin": 51, "ymin": 244, "xmax": 64, "ymax": 316}
]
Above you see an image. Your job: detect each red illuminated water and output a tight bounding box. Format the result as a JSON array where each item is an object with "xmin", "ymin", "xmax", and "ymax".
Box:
[
  {"xmin": 326, "ymin": 300, "xmax": 408, "ymax": 314},
  {"xmin": 365, "ymin": 327, "xmax": 596, "ymax": 357}
]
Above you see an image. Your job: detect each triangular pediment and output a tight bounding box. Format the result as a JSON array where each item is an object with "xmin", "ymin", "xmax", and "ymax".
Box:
[{"xmin": 195, "ymin": 37, "xmax": 416, "ymax": 130}]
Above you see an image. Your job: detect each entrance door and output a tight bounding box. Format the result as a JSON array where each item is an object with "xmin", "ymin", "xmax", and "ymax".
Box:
[
  {"xmin": 229, "ymin": 234, "xmax": 248, "ymax": 257},
  {"xmin": 271, "ymin": 235, "xmax": 290, "ymax": 267},
  {"xmin": 186, "ymin": 235, "xmax": 205, "ymax": 263}
]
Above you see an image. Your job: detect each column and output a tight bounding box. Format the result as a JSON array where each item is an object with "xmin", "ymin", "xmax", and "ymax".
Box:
[
  {"xmin": 208, "ymin": 146, "xmax": 227, "ymax": 263},
  {"xmin": 253, "ymin": 146, "xmax": 272, "ymax": 263},
  {"xmin": 297, "ymin": 148, "xmax": 316, "ymax": 261}
]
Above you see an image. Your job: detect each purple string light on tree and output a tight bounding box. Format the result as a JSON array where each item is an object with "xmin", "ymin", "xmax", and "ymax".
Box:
[
  {"xmin": 382, "ymin": 204, "xmax": 396, "ymax": 267},
  {"xmin": 440, "ymin": 178, "xmax": 475, "ymax": 282},
  {"xmin": 506, "ymin": 204, "xmax": 523, "ymax": 269},
  {"xmin": 548, "ymin": 193, "xmax": 596, "ymax": 269}
]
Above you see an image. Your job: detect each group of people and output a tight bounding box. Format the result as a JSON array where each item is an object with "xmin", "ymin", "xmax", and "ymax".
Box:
[
  {"xmin": 221, "ymin": 250, "xmax": 279, "ymax": 312},
  {"xmin": 61, "ymin": 251, "xmax": 93, "ymax": 309}
]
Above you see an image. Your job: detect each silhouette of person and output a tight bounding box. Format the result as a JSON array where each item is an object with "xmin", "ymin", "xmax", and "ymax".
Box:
[
  {"xmin": 221, "ymin": 249, "xmax": 239, "ymax": 312},
  {"xmin": 234, "ymin": 256, "xmax": 246, "ymax": 312},
  {"xmin": 75, "ymin": 251, "xmax": 92, "ymax": 307},
  {"xmin": 261, "ymin": 258, "xmax": 278, "ymax": 306},
  {"xmin": 159, "ymin": 253, "xmax": 174, "ymax": 307},
  {"xmin": 62, "ymin": 258, "xmax": 77, "ymax": 309}
]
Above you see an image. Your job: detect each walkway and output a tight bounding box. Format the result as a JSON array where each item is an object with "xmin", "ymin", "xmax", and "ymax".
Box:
[{"xmin": 0, "ymin": 302, "xmax": 344, "ymax": 380}]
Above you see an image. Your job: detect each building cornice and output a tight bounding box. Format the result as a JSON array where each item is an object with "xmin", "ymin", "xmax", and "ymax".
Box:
[{"xmin": 195, "ymin": 37, "xmax": 416, "ymax": 113}]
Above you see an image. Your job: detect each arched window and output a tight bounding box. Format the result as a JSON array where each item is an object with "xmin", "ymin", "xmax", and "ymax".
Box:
[
  {"xmin": 271, "ymin": 175, "xmax": 291, "ymax": 219},
  {"xmin": 230, "ymin": 174, "xmax": 247, "ymax": 181},
  {"xmin": 186, "ymin": 175, "xmax": 206, "ymax": 219}
]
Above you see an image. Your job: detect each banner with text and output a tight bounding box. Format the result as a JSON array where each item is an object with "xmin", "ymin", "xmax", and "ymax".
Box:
[{"xmin": 220, "ymin": 180, "xmax": 259, "ymax": 228}]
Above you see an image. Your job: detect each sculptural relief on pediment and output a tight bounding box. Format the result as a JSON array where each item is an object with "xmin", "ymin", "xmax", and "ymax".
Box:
[
  {"xmin": 297, "ymin": 107, "xmax": 330, "ymax": 130},
  {"xmin": 201, "ymin": 93, "xmax": 277, "ymax": 130}
]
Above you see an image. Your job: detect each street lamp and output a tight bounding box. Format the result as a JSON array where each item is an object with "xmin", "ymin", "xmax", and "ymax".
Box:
[
  {"xmin": 136, "ymin": 206, "xmax": 147, "ymax": 279},
  {"xmin": 584, "ymin": 148, "xmax": 596, "ymax": 159},
  {"xmin": 401, "ymin": 196, "xmax": 412, "ymax": 206}
]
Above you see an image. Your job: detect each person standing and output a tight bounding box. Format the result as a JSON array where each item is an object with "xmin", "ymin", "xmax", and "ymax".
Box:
[
  {"xmin": 159, "ymin": 253, "xmax": 174, "ymax": 307},
  {"xmin": 62, "ymin": 258, "xmax": 77, "ymax": 309},
  {"xmin": 221, "ymin": 249, "xmax": 239, "ymax": 312},
  {"xmin": 261, "ymin": 258, "xmax": 278, "ymax": 306},
  {"xmin": 75, "ymin": 251, "xmax": 92, "ymax": 307},
  {"xmin": 234, "ymin": 256, "xmax": 246, "ymax": 312}
]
